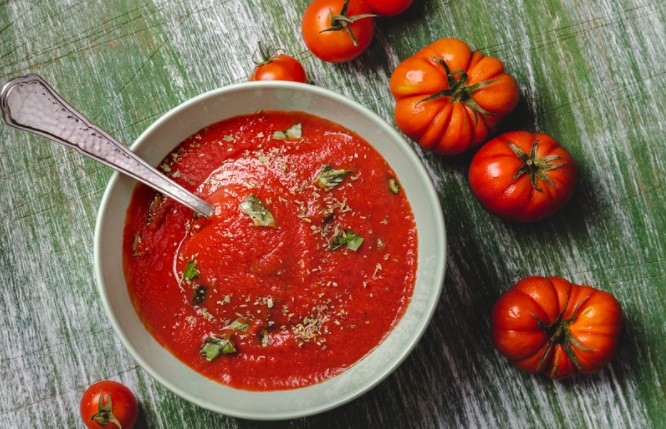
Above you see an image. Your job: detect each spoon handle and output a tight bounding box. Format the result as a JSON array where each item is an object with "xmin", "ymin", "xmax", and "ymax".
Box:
[{"xmin": 0, "ymin": 74, "xmax": 214, "ymax": 218}]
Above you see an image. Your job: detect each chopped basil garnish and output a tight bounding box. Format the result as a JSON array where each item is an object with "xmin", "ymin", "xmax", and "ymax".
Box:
[
  {"xmin": 192, "ymin": 285, "xmax": 207, "ymax": 306},
  {"xmin": 260, "ymin": 329, "xmax": 270, "ymax": 347},
  {"xmin": 131, "ymin": 233, "xmax": 141, "ymax": 257},
  {"xmin": 330, "ymin": 229, "xmax": 364, "ymax": 251},
  {"xmin": 183, "ymin": 260, "xmax": 199, "ymax": 280},
  {"xmin": 272, "ymin": 123, "xmax": 302, "ymax": 140},
  {"xmin": 240, "ymin": 194, "xmax": 277, "ymax": 227},
  {"xmin": 388, "ymin": 177, "xmax": 400, "ymax": 194},
  {"xmin": 146, "ymin": 192, "xmax": 165, "ymax": 225},
  {"xmin": 315, "ymin": 165, "xmax": 353, "ymax": 190},
  {"xmin": 227, "ymin": 319, "xmax": 249, "ymax": 332},
  {"xmin": 200, "ymin": 336, "xmax": 236, "ymax": 361}
]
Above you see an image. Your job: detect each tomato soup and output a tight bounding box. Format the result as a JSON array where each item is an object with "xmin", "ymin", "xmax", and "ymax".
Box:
[{"xmin": 123, "ymin": 111, "xmax": 417, "ymax": 390}]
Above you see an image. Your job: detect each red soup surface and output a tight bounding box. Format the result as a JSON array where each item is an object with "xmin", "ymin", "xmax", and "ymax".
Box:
[{"xmin": 123, "ymin": 111, "xmax": 417, "ymax": 390}]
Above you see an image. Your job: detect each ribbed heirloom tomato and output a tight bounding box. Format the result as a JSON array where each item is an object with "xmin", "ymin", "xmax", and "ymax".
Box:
[
  {"xmin": 390, "ymin": 38, "xmax": 519, "ymax": 155},
  {"xmin": 302, "ymin": 0, "xmax": 375, "ymax": 63},
  {"xmin": 468, "ymin": 131, "xmax": 576, "ymax": 222},
  {"xmin": 491, "ymin": 276, "xmax": 623, "ymax": 380}
]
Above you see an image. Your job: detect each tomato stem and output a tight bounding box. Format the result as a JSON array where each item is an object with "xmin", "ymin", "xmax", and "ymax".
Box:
[
  {"xmin": 91, "ymin": 390, "xmax": 123, "ymax": 429},
  {"xmin": 320, "ymin": 0, "xmax": 375, "ymax": 47},
  {"xmin": 253, "ymin": 41, "xmax": 280, "ymax": 66},
  {"xmin": 417, "ymin": 56, "xmax": 496, "ymax": 124},
  {"xmin": 535, "ymin": 292, "xmax": 595, "ymax": 374},
  {"xmin": 508, "ymin": 139, "xmax": 567, "ymax": 192}
]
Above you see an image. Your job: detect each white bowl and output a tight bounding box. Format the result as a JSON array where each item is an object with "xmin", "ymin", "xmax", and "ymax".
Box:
[{"xmin": 94, "ymin": 81, "xmax": 446, "ymax": 420}]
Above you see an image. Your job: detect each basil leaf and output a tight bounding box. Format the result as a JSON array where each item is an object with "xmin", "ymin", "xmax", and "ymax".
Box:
[
  {"xmin": 227, "ymin": 319, "xmax": 250, "ymax": 333},
  {"xmin": 183, "ymin": 260, "xmax": 199, "ymax": 280},
  {"xmin": 315, "ymin": 165, "xmax": 353, "ymax": 190},
  {"xmin": 200, "ymin": 336, "xmax": 236, "ymax": 361},
  {"xmin": 146, "ymin": 192, "xmax": 165, "ymax": 225},
  {"xmin": 240, "ymin": 194, "xmax": 277, "ymax": 227},
  {"xmin": 272, "ymin": 131, "xmax": 287, "ymax": 140},
  {"xmin": 330, "ymin": 229, "xmax": 364, "ymax": 252},
  {"xmin": 131, "ymin": 233, "xmax": 142, "ymax": 257},
  {"xmin": 285, "ymin": 123, "xmax": 302, "ymax": 139},
  {"xmin": 388, "ymin": 177, "xmax": 401, "ymax": 194},
  {"xmin": 272, "ymin": 123, "xmax": 302, "ymax": 140}
]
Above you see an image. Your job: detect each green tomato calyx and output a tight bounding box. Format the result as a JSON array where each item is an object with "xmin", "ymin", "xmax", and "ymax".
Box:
[
  {"xmin": 254, "ymin": 41, "xmax": 279, "ymax": 66},
  {"xmin": 418, "ymin": 56, "xmax": 496, "ymax": 124},
  {"xmin": 321, "ymin": 0, "xmax": 375, "ymax": 47},
  {"xmin": 533, "ymin": 293, "xmax": 594, "ymax": 375},
  {"xmin": 508, "ymin": 139, "xmax": 567, "ymax": 192},
  {"xmin": 91, "ymin": 390, "xmax": 123, "ymax": 428}
]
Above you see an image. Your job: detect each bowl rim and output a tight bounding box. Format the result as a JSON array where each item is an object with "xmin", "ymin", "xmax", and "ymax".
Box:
[{"xmin": 94, "ymin": 80, "xmax": 446, "ymax": 420}]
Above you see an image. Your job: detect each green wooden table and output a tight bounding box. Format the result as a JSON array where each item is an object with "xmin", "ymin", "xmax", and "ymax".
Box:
[{"xmin": 1, "ymin": 0, "xmax": 664, "ymax": 427}]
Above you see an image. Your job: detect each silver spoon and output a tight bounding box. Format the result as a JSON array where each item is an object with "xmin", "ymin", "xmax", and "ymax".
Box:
[{"xmin": 0, "ymin": 74, "xmax": 214, "ymax": 218}]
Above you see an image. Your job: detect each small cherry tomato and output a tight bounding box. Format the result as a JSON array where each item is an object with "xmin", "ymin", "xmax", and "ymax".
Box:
[
  {"xmin": 390, "ymin": 38, "xmax": 519, "ymax": 154},
  {"xmin": 302, "ymin": 0, "xmax": 376, "ymax": 63},
  {"xmin": 491, "ymin": 276, "xmax": 623, "ymax": 380},
  {"xmin": 468, "ymin": 131, "xmax": 576, "ymax": 222},
  {"xmin": 249, "ymin": 42, "xmax": 307, "ymax": 83},
  {"xmin": 365, "ymin": 0, "xmax": 413, "ymax": 16},
  {"xmin": 80, "ymin": 380, "xmax": 139, "ymax": 429}
]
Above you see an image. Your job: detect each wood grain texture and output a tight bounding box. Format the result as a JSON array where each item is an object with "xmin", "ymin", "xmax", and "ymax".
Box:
[{"xmin": 1, "ymin": 0, "xmax": 664, "ymax": 427}]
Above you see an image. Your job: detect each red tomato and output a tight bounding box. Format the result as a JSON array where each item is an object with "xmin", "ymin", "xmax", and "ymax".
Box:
[
  {"xmin": 468, "ymin": 131, "xmax": 576, "ymax": 222},
  {"xmin": 389, "ymin": 38, "xmax": 519, "ymax": 154},
  {"xmin": 365, "ymin": 0, "xmax": 413, "ymax": 16},
  {"xmin": 491, "ymin": 276, "xmax": 623, "ymax": 379},
  {"xmin": 249, "ymin": 42, "xmax": 307, "ymax": 83},
  {"xmin": 80, "ymin": 380, "xmax": 139, "ymax": 429},
  {"xmin": 302, "ymin": 0, "xmax": 376, "ymax": 63}
]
